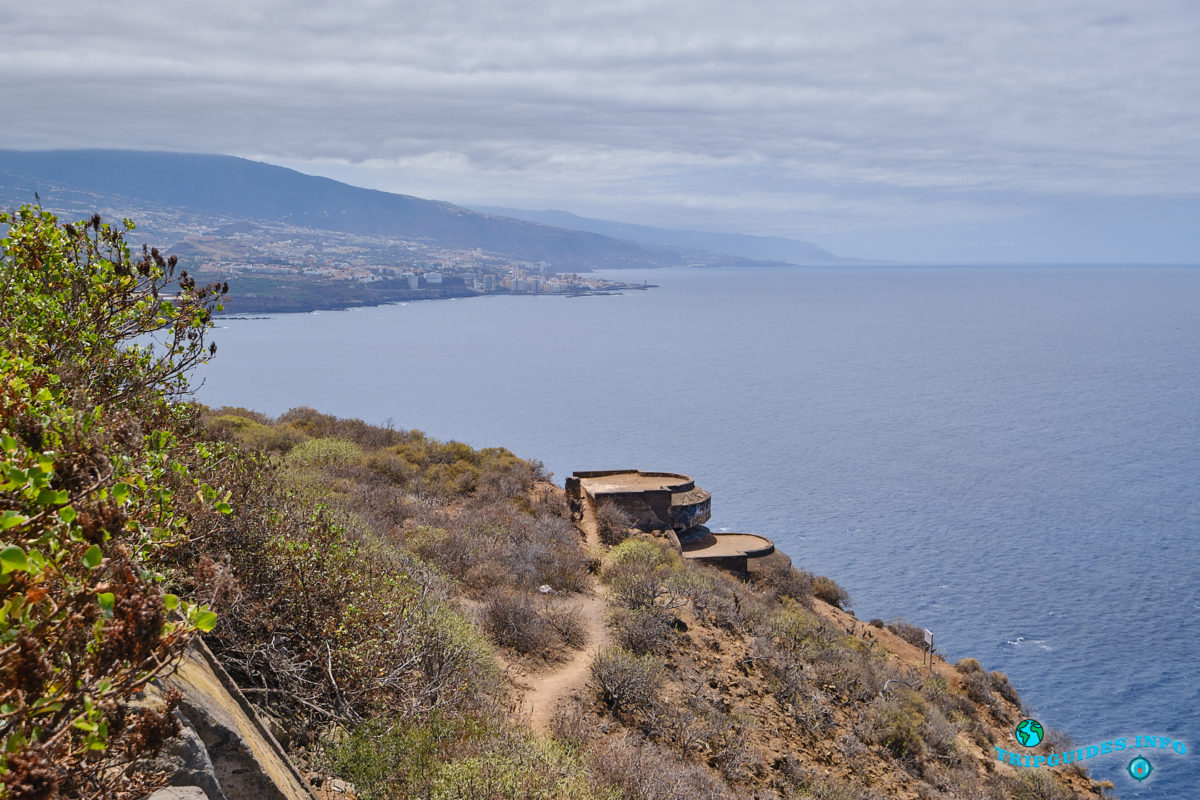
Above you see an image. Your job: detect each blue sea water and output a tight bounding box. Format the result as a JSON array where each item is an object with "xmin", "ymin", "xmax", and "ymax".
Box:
[{"xmin": 196, "ymin": 265, "xmax": 1200, "ymax": 797}]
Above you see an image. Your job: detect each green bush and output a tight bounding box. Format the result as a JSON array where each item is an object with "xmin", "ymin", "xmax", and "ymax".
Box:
[
  {"xmin": 326, "ymin": 715, "xmax": 490, "ymax": 800},
  {"xmin": 429, "ymin": 734, "xmax": 610, "ymax": 800},
  {"xmin": 286, "ymin": 436, "xmax": 364, "ymax": 468},
  {"xmin": 0, "ymin": 206, "xmax": 226, "ymax": 796},
  {"xmin": 868, "ymin": 689, "xmax": 928, "ymax": 764},
  {"xmin": 601, "ymin": 538, "xmax": 688, "ymax": 611}
]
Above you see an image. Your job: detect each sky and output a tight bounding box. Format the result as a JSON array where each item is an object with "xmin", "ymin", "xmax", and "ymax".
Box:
[{"xmin": 2, "ymin": 0, "xmax": 1198, "ymax": 263}]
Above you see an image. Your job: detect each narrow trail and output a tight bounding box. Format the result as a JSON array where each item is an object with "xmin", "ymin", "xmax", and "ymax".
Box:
[
  {"xmin": 519, "ymin": 585, "xmax": 610, "ymax": 732},
  {"xmin": 518, "ymin": 499, "xmax": 610, "ymax": 732}
]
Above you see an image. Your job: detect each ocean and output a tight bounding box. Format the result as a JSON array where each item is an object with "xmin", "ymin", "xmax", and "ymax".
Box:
[{"xmin": 195, "ymin": 264, "xmax": 1200, "ymax": 797}]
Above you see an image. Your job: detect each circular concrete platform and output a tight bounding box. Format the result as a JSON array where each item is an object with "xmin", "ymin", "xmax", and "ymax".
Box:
[{"xmin": 681, "ymin": 531, "xmax": 775, "ymax": 560}]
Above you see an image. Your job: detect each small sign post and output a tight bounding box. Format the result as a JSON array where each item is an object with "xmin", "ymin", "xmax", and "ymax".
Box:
[{"xmin": 923, "ymin": 629, "xmax": 933, "ymax": 670}]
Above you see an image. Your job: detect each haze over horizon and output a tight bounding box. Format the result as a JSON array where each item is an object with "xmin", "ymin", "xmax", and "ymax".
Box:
[{"xmin": 2, "ymin": 1, "xmax": 1198, "ymax": 264}]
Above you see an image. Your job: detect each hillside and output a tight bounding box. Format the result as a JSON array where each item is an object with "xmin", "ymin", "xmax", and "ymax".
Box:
[
  {"xmin": 0, "ymin": 206, "xmax": 1110, "ymax": 800},
  {"xmin": 0, "ymin": 150, "xmax": 777, "ymax": 273}
]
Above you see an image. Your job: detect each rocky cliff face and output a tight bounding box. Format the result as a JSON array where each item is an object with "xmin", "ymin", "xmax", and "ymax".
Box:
[{"xmin": 144, "ymin": 641, "xmax": 316, "ymax": 800}]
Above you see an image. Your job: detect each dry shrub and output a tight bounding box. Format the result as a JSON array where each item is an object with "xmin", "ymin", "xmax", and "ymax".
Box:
[
  {"xmin": 989, "ymin": 670, "xmax": 1022, "ymax": 708},
  {"xmin": 590, "ymin": 648, "xmax": 663, "ymax": 719},
  {"xmin": 549, "ymin": 701, "xmax": 594, "ymax": 748},
  {"xmin": 596, "ymin": 502, "xmax": 634, "ymax": 546},
  {"xmin": 885, "ymin": 618, "xmax": 927, "ymax": 649},
  {"xmin": 955, "ymin": 657, "xmax": 983, "ymax": 674},
  {"xmin": 811, "ymin": 575, "xmax": 851, "ymax": 609},
  {"xmin": 705, "ymin": 714, "xmax": 755, "ymax": 783},
  {"xmin": 959, "ymin": 669, "xmax": 1006, "ymax": 723},
  {"xmin": 795, "ymin": 778, "xmax": 888, "ymax": 800},
  {"xmin": 755, "ymin": 560, "xmax": 815, "ymax": 605},
  {"xmin": 602, "ymin": 538, "xmax": 688, "ymax": 611},
  {"xmin": 611, "ymin": 608, "xmax": 674, "ymax": 655},
  {"xmin": 543, "ymin": 602, "xmax": 588, "ymax": 649},
  {"xmin": 588, "ymin": 734, "xmax": 735, "ymax": 800},
  {"xmin": 922, "ymin": 707, "xmax": 965, "ymax": 767},
  {"xmin": 1002, "ymin": 769, "xmax": 1076, "ymax": 800},
  {"xmin": 482, "ymin": 591, "xmax": 552, "ymax": 654},
  {"xmin": 687, "ymin": 569, "xmax": 769, "ymax": 633}
]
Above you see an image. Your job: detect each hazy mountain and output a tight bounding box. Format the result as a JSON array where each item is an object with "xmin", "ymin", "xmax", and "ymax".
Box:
[
  {"xmin": 473, "ymin": 206, "xmax": 849, "ymax": 265},
  {"xmin": 0, "ymin": 149, "xmax": 759, "ymax": 270}
]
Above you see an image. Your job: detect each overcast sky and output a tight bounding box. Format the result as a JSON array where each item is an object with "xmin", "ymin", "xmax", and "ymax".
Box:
[{"xmin": 2, "ymin": 0, "xmax": 1198, "ymax": 262}]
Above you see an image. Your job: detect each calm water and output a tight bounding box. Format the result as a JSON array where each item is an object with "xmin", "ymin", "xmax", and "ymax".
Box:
[{"xmin": 197, "ymin": 265, "xmax": 1200, "ymax": 797}]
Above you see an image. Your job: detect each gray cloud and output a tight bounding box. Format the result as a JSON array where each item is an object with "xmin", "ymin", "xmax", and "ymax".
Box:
[{"xmin": 2, "ymin": 0, "xmax": 1198, "ymax": 257}]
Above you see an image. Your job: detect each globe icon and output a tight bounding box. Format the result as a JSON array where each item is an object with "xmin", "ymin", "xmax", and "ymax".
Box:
[{"xmin": 1015, "ymin": 718, "xmax": 1044, "ymax": 747}]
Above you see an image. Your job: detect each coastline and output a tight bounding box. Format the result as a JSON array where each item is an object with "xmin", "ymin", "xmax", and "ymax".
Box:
[{"xmin": 213, "ymin": 280, "xmax": 658, "ymax": 315}]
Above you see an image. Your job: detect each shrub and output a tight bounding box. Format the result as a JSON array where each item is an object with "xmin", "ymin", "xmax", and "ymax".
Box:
[
  {"xmin": 811, "ymin": 574, "xmax": 851, "ymax": 609},
  {"xmin": 705, "ymin": 713, "xmax": 755, "ymax": 782},
  {"xmin": 756, "ymin": 560, "xmax": 815, "ymax": 605},
  {"xmin": 587, "ymin": 734, "xmax": 735, "ymax": 800},
  {"xmin": 960, "ymin": 669, "xmax": 996, "ymax": 709},
  {"xmin": 611, "ymin": 607, "xmax": 674, "ymax": 655},
  {"xmin": 326, "ymin": 715, "xmax": 489, "ymax": 800},
  {"xmin": 0, "ymin": 207, "xmax": 232, "ymax": 796},
  {"xmin": 286, "ymin": 436, "xmax": 365, "ymax": 468},
  {"xmin": 885, "ymin": 618, "xmax": 927, "ymax": 649},
  {"xmin": 989, "ymin": 670, "xmax": 1022, "ymax": 708},
  {"xmin": 601, "ymin": 538, "xmax": 687, "ymax": 611},
  {"xmin": 543, "ymin": 600, "xmax": 588, "ymax": 650},
  {"xmin": 591, "ymin": 648, "xmax": 663, "ymax": 718},
  {"xmin": 429, "ymin": 734, "xmax": 604, "ymax": 800},
  {"xmin": 867, "ymin": 690, "xmax": 928, "ymax": 765},
  {"xmin": 596, "ymin": 502, "xmax": 633, "ymax": 546},
  {"xmin": 1003, "ymin": 769, "xmax": 1075, "ymax": 800},
  {"xmin": 483, "ymin": 591, "xmax": 552, "ymax": 654}
]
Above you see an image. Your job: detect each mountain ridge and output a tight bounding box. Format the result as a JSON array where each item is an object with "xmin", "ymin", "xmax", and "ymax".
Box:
[
  {"xmin": 474, "ymin": 205, "xmax": 855, "ymax": 265},
  {"xmin": 0, "ymin": 149, "xmax": 808, "ymax": 271}
]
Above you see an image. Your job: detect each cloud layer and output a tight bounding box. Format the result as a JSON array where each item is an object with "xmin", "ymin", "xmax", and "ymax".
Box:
[{"xmin": 2, "ymin": 0, "xmax": 1198, "ymax": 257}]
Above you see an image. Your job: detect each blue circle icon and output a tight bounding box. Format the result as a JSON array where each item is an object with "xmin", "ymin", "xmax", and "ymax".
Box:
[{"xmin": 1128, "ymin": 755, "xmax": 1153, "ymax": 781}]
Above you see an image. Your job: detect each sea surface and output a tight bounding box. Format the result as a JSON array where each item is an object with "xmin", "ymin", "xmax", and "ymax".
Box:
[{"xmin": 196, "ymin": 265, "xmax": 1200, "ymax": 797}]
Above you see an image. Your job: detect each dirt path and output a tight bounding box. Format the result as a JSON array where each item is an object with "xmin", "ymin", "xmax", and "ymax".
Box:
[{"xmin": 518, "ymin": 585, "xmax": 610, "ymax": 732}]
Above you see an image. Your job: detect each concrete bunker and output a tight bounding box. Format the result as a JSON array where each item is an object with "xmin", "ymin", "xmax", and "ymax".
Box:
[
  {"xmin": 568, "ymin": 469, "xmax": 780, "ymax": 576},
  {"xmin": 566, "ymin": 470, "xmax": 711, "ymax": 533}
]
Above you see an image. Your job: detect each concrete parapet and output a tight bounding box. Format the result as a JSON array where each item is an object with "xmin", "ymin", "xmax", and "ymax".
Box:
[{"xmin": 681, "ymin": 531, "xmax": 776, "ymax": 577}]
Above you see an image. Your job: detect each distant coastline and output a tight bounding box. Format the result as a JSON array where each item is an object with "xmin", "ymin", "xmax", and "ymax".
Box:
[{"xmin": 211, "ymin": 274, "xmax": 657, "ymax": 315}]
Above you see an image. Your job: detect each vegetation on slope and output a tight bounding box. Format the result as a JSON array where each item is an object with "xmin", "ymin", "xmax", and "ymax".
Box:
[
  {"xmin": 1, "ymin": 207, "xmax": 1105, "ymax": 800},
  {"xmin": 0, "ymin": 206, "xmax": 228, "ymax": 798}
]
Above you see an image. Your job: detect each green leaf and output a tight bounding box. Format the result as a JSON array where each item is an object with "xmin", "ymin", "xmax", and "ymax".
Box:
[
  {"xmin": 111, "ymin": 482, "xmax": 130, "ymax": 505},
  {"xmin": 81, "ymin": 544, "xmax": 102, "ymax": 569},
  {"xmin": 97, "ymin": 592, "xmax": 115, "ymax": 616},
  {"xmin": 0, "ymin": 546, "xmax": 28, "ymax": 574},
  {"xmin": 193, "ymin": 609, "xmax": 218, "ymax": 632},
  {"xmin": 0, "ymin": 511, "xmax": 28, "ymax": 530},
  {"xmin": 57, "ymin": 506, "xmax": 76, "ymax": 524},
  {"xmin": 163, "ymin": 593, "xmax": 179, "ymax": 611},
  {"xmin": 215, "ymin": 501, "xmax": 233, "ymax": 515},
  {"xmin": 35, "ymin": 488, "xmax": 69, "ymax": 506}
]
